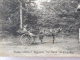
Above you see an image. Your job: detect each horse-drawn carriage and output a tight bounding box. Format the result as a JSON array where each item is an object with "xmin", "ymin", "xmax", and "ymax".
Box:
[
  {"xmin": 17, "ymin": 25, "xmax": 44, "ymax": 45},
  {"xmin": 17, "ymin": 25, "xmax": 62, "ymax": 45}
]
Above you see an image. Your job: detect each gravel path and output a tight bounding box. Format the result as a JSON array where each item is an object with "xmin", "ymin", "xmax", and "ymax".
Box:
[{"xmin": 0, "ymin": 36, "xmax": 80, "ymax": 57}]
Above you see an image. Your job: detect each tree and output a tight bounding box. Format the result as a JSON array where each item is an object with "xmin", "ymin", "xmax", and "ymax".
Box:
[
  {"xmin": 35, "ymin": 0, "xmax": 80, "ymax": 35},
  {"xmin": 0, "ymin": 0, "xmax": 80, "ymax": 36},
  {"xmin": 0, "ymin": 0, "xmax": 39, "ymax": 35}
]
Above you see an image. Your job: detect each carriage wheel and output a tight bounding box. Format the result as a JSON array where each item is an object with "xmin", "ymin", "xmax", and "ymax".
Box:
[{"xmin": 20, "ymin": 34, "xmax": 33, "ymax": 45}]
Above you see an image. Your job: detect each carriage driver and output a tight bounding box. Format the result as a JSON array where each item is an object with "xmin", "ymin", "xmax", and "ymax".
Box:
[
  {"xmin": 23, "ymin": 24, "xmax": 28, "ymax": 33},
  {"xmin": 23, "ymin": 24, "xmax": 35, "ymax": 36}
]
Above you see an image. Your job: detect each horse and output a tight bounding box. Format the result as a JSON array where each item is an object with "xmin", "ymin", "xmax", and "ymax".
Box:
[
  {"xmin": 38, "ymin": 32, "xmax": 44, "ymax": 44},
  {"xmin": 40, "ymin": 27, "xmax": 62, "ymax": 44},
  {"xmin": 50, "ymin": 28, "xmax": 62, "ymax": 44}
]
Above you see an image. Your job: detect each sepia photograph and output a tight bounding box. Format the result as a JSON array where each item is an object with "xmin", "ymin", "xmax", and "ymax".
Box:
[{"xmin": 0, "ymin": 0, "xmax": 80, "ymax": 57}]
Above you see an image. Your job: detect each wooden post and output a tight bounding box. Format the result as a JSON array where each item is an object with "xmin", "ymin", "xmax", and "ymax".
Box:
[
  {"xmin": 79, "ymin": 28, "xmax": 80, "ymax": 43},
  {"xmin": 77, "ymin": 4, "xmax": 80, "ymax": 43},
  {"xmin": 77, "ymin": 4, "xmax": 80, "ymax": 11},
  {"xmin": 20, "ymin": 1, "xmax": 23, "ymax": 29},
  {"xmin": 19, "ymin": 0, "xmax": 34, "ymax": 29}
]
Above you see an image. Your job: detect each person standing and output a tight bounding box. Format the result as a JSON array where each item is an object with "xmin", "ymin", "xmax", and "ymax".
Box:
[{"xmin": 50, "ymin": 29, "xmax": 55, "ymax": 44}]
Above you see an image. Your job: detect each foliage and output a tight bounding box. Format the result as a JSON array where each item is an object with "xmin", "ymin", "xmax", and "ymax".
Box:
[{"xmin": 0, "ymin": 0, "xmax": 80, "ymax": 35}]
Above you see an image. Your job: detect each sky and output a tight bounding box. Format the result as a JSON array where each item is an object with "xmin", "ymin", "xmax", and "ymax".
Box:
[{"xmin": 34, "ymin": 0, "xmax": 51, "ymax": 9}]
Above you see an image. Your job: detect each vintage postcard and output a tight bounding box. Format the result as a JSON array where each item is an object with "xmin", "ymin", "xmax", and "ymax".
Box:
[{"xmin": 0, "ymin": 0, "xmax": 80, "ymax": 57}]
